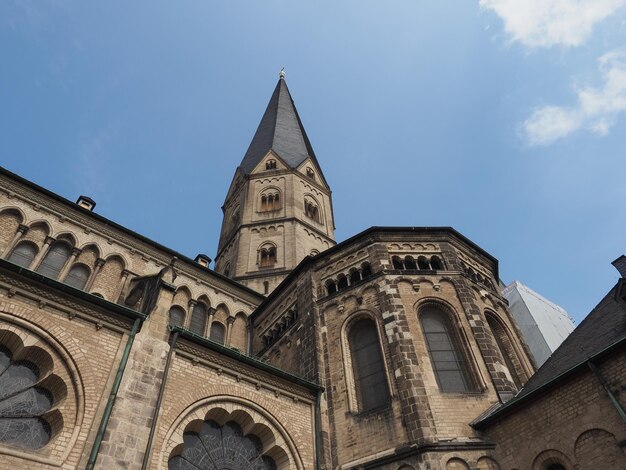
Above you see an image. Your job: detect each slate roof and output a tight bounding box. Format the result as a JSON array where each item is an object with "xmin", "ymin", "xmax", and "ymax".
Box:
[
  {"xmin": 239, "ymin": 77, "xmax": 321, "ymax": 176},
  {"xmin": 474, "ymin": 277, "xmax": 626, "ymax": 428}
]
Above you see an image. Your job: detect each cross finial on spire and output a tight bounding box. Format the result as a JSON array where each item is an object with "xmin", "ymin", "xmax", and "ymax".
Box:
[{"xmin": 279, "ymin": 67, "xmax": 285, "ymax": 79}]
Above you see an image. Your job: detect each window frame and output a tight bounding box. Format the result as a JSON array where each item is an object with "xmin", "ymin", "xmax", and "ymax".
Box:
[
  {"xmin": 341, "ymin": 312, "xmax": 392, "ymax": 414},
  {"xmin": 418, "ymin": 302, "xmax": 478, "ymax": 394}
]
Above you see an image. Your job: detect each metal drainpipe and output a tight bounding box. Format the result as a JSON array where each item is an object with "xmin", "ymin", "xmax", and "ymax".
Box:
[
  {"xmin": 588, "ymin": 360, "xmax": 626, "ymax": 424},
  {"xmin": 315, "ymin": 389, "xmax": 324, "ymax": 470},
  {"xmin": 141, "ymin": 330, "xmax": 179, "ymax": 470},
  {"xmin": 86, "ymin": 317, "xmax": 141, "ymax": 470}
]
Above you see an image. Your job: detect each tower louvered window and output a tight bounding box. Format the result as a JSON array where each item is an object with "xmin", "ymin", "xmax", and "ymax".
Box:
[
  {"xmin": 36, "ymin": 242, "xmax": 71, "ymax": 280},
  {"xmin": 421, "ymin": 307, "xmax": 474, "ymax": 393},
  {"xmin": 259, "ymin": 246, "xmax": 276, "ymax": 268},
  {"xmin": 348, "ymin": 319, "xmax": 390, "ymax": 411}
]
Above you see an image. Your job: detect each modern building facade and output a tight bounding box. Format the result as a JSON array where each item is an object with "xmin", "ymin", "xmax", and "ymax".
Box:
[
  {"xmin": 502, "ymin": 280, "xmax": 576, "ymax": 367},
  {"xmin": 0, "ymin": 75, "xmax": 623, "ymax": 470}
]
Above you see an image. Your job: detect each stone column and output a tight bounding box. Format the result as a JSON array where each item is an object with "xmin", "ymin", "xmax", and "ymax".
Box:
[
  {"xmin": 114, "ymin": 269, "xmax": 131, "ymax": 303},
  {"xmin": 31, "ymin": 236, "xmax": 55, "ymax": 271},
  {"xmin": 1, "ymin": 224, "xmax": 29, "ymax": 257},
  {"xmin": 225, "ymin": 316, "xmax": 235, "ymax": 346},
  {"xmin": 85, "ymin": 258, "xmax": 106, "ymax": 291},
  {"xmin": 59, "ymin": 247, "xmax": 82, "ymax": 281},
  {"xmin": 207, "ymin": 307, "xmax": 216, "ymax": 333}
]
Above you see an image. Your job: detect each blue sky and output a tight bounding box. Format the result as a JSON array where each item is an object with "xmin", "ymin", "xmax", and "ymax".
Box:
[{"xmin": 1, "ymin": 1, "xmax": 625, "ymax": 323}]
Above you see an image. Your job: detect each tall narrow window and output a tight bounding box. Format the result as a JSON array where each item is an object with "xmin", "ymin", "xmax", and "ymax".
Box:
[
  {"xmin": 169, "ymin": 306, "xmax": 186, "ymax": 328},
  {"xmin": 430, "ymin": 255, "xmax": 444, "ymax": 270},
  {"xmin": 7, "ymin": 242, "xmax": 37, "ymax": 268},
  {"xmin": 64, "ymin": 264, "xmax": 90, "ymax": 290},
  {"xmin": 486, "ymin": 313, "xmax": 522, "ymax": 388},
  {"xmin": 417, "ymin": 256, "xmax": 430, "ymax": 270},
  {"xmin": 36, "ymin": 242, "xmax": 71, "ymax": 280},
  {"xmin": 210, "ymin": 322, "xmax": 226, "ymax": 344},
  {"xmin": 420, "ymin": 307, "xmax": 473, "ymax": 393},
  {"xmin": 404, "ymin": 256, "xmax": 417, "ymax": 270},
  {"xmin": 391, "ymin": 256, "xmax": 404, "ymax": 270},
  {"xmin": 189, "ymin": 303, "xmax": 207, "ymax": 335},
  {"xmin": 348, "ymin": 318, "xmax": 390, "ymax": 411}
]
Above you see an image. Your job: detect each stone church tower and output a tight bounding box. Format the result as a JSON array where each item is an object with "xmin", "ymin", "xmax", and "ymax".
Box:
[{"xmin": 214, "ymin": 73, "xmax": 336, "ymax": 294}]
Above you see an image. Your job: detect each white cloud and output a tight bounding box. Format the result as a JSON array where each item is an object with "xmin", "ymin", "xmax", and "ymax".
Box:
[
  {"xmin": 480, "ymin": 0, "xmax": 625, "ymax": 47},
  {"xmin": 524, "ymin": 48, "xmax": 626, "ymax": 145}
]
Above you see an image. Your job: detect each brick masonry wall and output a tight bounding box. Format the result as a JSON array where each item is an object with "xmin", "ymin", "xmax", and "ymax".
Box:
[
  {"xmin": 481, "ymin": 350, "xmax": 626, "ymax": 470},
  {"xmin": 150, "ymin": 340, "xmax": 318, "ymax": 469},
  {"xmin": 0, "ymin": 288, "xmax": 128, "ymax": 469}
]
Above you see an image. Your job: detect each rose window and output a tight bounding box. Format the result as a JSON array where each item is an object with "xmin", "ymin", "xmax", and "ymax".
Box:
[
  {"xmin": 0, "ymin": 347, "xmax": 53, "ymax": 450},
  {"xmin": 169, "ymin": 420, "xmax": 277, "ymax": 470}
]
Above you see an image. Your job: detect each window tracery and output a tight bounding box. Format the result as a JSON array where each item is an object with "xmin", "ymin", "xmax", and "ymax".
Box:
[
  {"xmin": 168, "ymin": 420, "xmax": 277, "ymax": 470},
  {"xmin": 0, "ymin": 347, "xmax": 53, "ymax": 450}
]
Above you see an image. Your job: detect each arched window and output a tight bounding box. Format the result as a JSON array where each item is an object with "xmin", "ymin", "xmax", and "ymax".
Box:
[
  {"xmin": 326, "ymin": 279, "xmax": 337, "ymax": 296},
  {"xmin": 259, "ymin": 245, "xmax": 277, "ymax": 268},
  {"xmin": 404, "ymin": 256, "xmax": 417, "ymax": 270},
  {"xmin": 265, "ymin": 159, "xmax": 276, "ymax": 170},
  {"xmin": 486, "ymin": 313, "xmax": 522, "ymax": 388},
  {"xmin": 169, "ymin": 306, "xmax": 186, "ymax": 328},
  {"xmin": 337, "ymin": 274, "xmax": 348, "ymax": 290},
  {"xmin": 348, "ymin": 318, "xmax": 390, "ymax": 411},
  {"xmin": 417, "ymin": 256, "xmax": 430, "ymax": 270},
  {"xmin": 7, "ymin": 242, "xmax": 38, "ymax": 268},
  {"xmin": 361, "ymin": 262, "xmax": 372, "ymax": 279},
  {"xmin": 420, "ymin": 306, "xmax": 474, "ymax": 393},
  {"xmin": 64, "ymin": 264, "xmax": 90, "ymax": 290},
  {"xmin": 260, "ymin": 191, "xmax": 281, "ymax": 212},
  {"xmin": 304, "ymin": 199, "xmax": 320, "ymax": 223},
  {"xmin": 349, "ymin": 268, "xmax": 361, "ymax": 285},
  {"xmin": 392, "ymin": 256, "xmax": 404, "ymax": 270},
  {"xmin": 169, "ymin": 421, "xmax": 277, "ymax": 470},
  {"xmin": 36, "ymin": 242, "xmax": 71, "ymax": 280},
  {"xmin": 306, "ymin": 168, "xmax": 315, "ymax": 180},
  {"xmin": 210, "ymin": 322, "xmax": 226, "ymax": 345},
  {"xmin": 189, "ymin": 302, "xmax": 207, "ymax": 336},
  {"xmin": 0, "ymin": 346, "xmax": 53, "ymax": 449},
  {"xmin": 430, "ymin": 255, "xmax": 444, "ymax": 270}
]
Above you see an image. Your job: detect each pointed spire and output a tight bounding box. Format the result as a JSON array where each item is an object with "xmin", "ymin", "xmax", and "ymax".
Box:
[{"xmin": 239, "ymin": 76, "xmax": 317, "ymax": 174}]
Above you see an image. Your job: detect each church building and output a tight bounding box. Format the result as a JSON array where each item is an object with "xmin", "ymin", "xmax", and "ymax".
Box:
[{"xmin": 0, "ymin": 74, "xmax": 624, "ymax": 470}]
